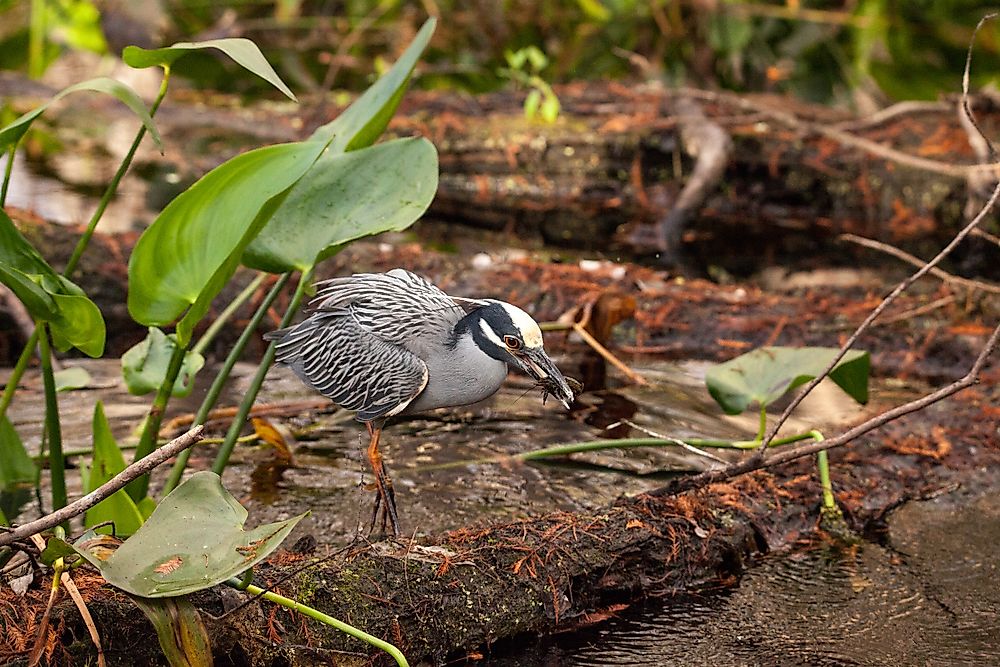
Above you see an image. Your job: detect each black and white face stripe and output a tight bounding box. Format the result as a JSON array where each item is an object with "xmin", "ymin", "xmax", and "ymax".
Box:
[{"xmin": 456, "ymin": 300, "xmax": 544, "ymax": 360}]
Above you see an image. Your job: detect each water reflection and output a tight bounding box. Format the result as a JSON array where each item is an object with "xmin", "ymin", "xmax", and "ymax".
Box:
[{"xmin": 484, "ymin": 492, "xmax": 1000, "ymax": 666}]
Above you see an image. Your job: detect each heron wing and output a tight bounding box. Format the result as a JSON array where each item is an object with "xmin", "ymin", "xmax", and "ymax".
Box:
[
  {"xmin": 307, "ymin": 269, "xmax": 468, "ymax": 354},
  {"xmin": 268, "ymin": 313, "xmax": 428, "ymax": 421}
]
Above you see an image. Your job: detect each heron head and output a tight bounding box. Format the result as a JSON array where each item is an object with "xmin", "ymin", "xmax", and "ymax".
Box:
[{"xmin": 467, "ymin": 300, "xmax": 576, "ymax": 409}]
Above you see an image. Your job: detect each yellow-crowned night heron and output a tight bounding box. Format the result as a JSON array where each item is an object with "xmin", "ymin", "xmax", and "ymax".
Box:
[{"xmin": 265, "ymin": 268, "xmax": 575, "ymax": 535}]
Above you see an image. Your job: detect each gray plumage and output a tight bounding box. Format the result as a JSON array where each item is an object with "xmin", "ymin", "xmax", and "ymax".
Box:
[
  {"xmin": 266, "ymin": 268, "xmax": 514, "ymax": 421},
  {"xmin": 267, "ymin": 268, "xmax": 575, "ymax": 535}
]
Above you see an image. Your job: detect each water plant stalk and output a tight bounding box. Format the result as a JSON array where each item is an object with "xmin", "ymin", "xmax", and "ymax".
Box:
[
  {"xmin": 0, "ymin": 329, "xmax": 35, "ymax": 419},
  {"xmin": 28, "ymin": 0, "xmax": 45, "ymax": 79},
  {"xmin": 421, "ymin": 432, "xmax": 822, "ymax": 472},
  {"xmin": 163, "ymin": 272, "xmax": 290, "ymax": 494},
  {"xmin": 0, "ymin": 67, "xmax": 172, "ymax": 426},
  {"xmin": 37, "ymin": 322, "xmax": 67, "ymax": 516},
  {"xmin": 754, "ymin": 406, "xmax": 768, "ymax": 442},
  {"xmin": 224, "ymin": 577, "xmax": 409, "ymax": 667},
  {"xmin": 126, "ymin": 342, "xmax": 187, "ymax": 501},
  {"xmin": 64, "ymin": 67, "xmax": 171, "ymax": 277},
  {"xmin": 517, "ymin": 432, "xmax": 818, "ymax": 460},
  {"xmin": 212, "ymin": 270, "xmax": 312, "ymax": 474},
  {"xmin": 813, "ymin": 431, "xmax": 836, "ymax": 509}
]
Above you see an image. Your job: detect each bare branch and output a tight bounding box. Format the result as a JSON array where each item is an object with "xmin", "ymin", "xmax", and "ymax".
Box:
[
  {"xmin": 0, "ymin": 426, "xmax": 205, "ymax": 548},
  {"xmin": 747, "ymin": 16, "xmax": 1000, "ymax": 454},
  {"xmin": 840, "ymin": 233, "xmax": 1000, "ymax": 294},
  {"xmin": 678, "ymin": 87, "xmax": 1000, "ymax": 179}
]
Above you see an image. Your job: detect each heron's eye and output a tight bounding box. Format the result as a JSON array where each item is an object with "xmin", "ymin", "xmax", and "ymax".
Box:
[{"xmin": 504, "ymin": 335, "xmax": 522, "ymax": 350}]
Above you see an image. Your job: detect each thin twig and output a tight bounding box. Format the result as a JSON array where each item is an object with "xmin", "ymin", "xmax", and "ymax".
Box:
[
  {"xmin": 962, "ymin": 14, "xmax": 999, "ymax": 161},
  {"xmin": 875, "ymin": 294, "xmax": 958, "ymax": 327},
  {"xmin": 750, "ymin": 17, "xmax": 1000, "ymax": 453},
  {"xmin": 971, "ymin": 227, "xmax": 1000, "ymax": 247},
  {"xmin": 0, "ymin": 426, "xmax": 204, "ymax": 548},
  {"xmin": 647, "ymin": 320, "xmax": 1000, "ymax": 497},
  {"xmin": 840, "ymin": 233, "xmax": 1000, "ymax": 294},
  {"xmin": 832, "ymin": 100, "xmax": 951, "ymax": 131},
  {"xmin": 678, "ymin": 87, "xmax": 1000, "ymax": 179},
  {"xmin": 61, "ymin": 571, "xmax": 106, "ymax": 667},
  {"xmin": 572, "ymin": 322, "xmax": 648, "ymax": 385},
  {"xmin": 612, "ymin": 419, "xmax": 727, "ymax": 464}
]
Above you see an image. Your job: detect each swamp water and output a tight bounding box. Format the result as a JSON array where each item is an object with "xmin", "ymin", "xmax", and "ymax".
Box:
[
  {"xmin": 489, "ymin": 490, "xmax": 1000, "ymax": 667},
  {"xmin": 11, "ymin": 359, "xmax": 998, "ymax": 666}
]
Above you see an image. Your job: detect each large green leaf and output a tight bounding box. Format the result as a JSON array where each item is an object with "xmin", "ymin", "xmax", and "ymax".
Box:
[
  {"xmin": 0, "ymin": 210, "xmax": 105, "ymax": 356},
  {"xmin": 121, "ymin": 328, "xmax": 205, "ymax": 397},
  {"xmin": 126, "ymin": 140, "xmax": 327, "ymax": 346},
  {"xmin": 706, "ymin": 346, "xmax": 870, "ymax": 415},
  {"xmin": 0, "ymin": 77, "xmax": 161, "ymax": 153},
  {"xmin": 243, "ymin": 137, "xmax": 439, "ymax": 273},
  {"xmin": 83, "ymin": 402, "xmax": 144, "ymax": 535},
  {"xmin": 73, "ymin": 471, "xmax": 305, "ymax": 597},
  {"xmin": 309, "ymin": 18, "xmax": 435, "ymax": 152},
  {"xmin": 123, "ymin": 39, "xmax": 296, "ymax": 102}
]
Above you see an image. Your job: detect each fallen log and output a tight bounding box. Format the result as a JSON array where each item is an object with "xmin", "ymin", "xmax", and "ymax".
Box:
[{"xmin": 5, "ymin": 77, "xmax": 1000, "ymax": 269}]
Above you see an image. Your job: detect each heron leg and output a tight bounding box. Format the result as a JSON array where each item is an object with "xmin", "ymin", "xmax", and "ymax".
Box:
[{"xmin": 365, "ymin": 422, "xmax": 400, "ymax": 537}]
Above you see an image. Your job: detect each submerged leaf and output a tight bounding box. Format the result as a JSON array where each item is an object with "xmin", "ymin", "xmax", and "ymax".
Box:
[
  {"xmin": 53, "ymin": 366, "xmax": 93, "ymax": 392},
  {"xmin": 706, "ymin": 346, "xmax": 870, "ymax": 415},
  {"xmin": 121, "ymin": 328, "xmax": 205, "ymax": 397},
  {"xmin": 79, "ymin": 471, "xmax": 305, "ymax": 597}
]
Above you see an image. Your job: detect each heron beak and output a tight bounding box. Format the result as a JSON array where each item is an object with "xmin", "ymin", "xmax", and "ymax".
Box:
[{"xmin": 518, "ymin": 348, "xmax": 575, "ymax": 410}]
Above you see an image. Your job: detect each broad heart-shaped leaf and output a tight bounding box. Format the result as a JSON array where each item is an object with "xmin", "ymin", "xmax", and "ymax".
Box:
[
  {"xmin": 243, "ymin": 137, "xmax": 439, "ymax": 273},
  {"xmin": 123, "ymin": 39, "xmax": 295, "ymax": 102},
  {"xmin": 0, "ymin": 77, "xmax": 161, "ymax": 153},
  {"xmin": 309, "ymin": 18, "xmax": 435, "ymax": 152},
  {"xmin": 121, "ymin": 328, "xmax": 205, "ymax": 397},
  {"xmin": 0, "ymin": 210, "xmax": 105, "ymax": 356},
  {"xmin": 706, "ymin": 346, "xmax": 870, "ymax": 416},
  {"xmin": 127, "ymin": 140, "xmax": 327, "ymax": 346},
  {"xmin": 49, "ymin": 290, "xmax": 106, "ymax": 357},
  {"xmin": 131, "ymin": 595, "xmax": 212, "ymax": 667},
  {"xmin": 87, "ymin": 471, "xmax": 306, "ymax": 597},
  {"xmin": 83, "ymin": 402, "xmax": 144, "ymax": 535}
]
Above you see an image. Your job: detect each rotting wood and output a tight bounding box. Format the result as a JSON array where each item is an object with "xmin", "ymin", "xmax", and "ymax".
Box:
[{"xmin": 6, "ymin": 77, "xmax": 1000, "ymax": 263}]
